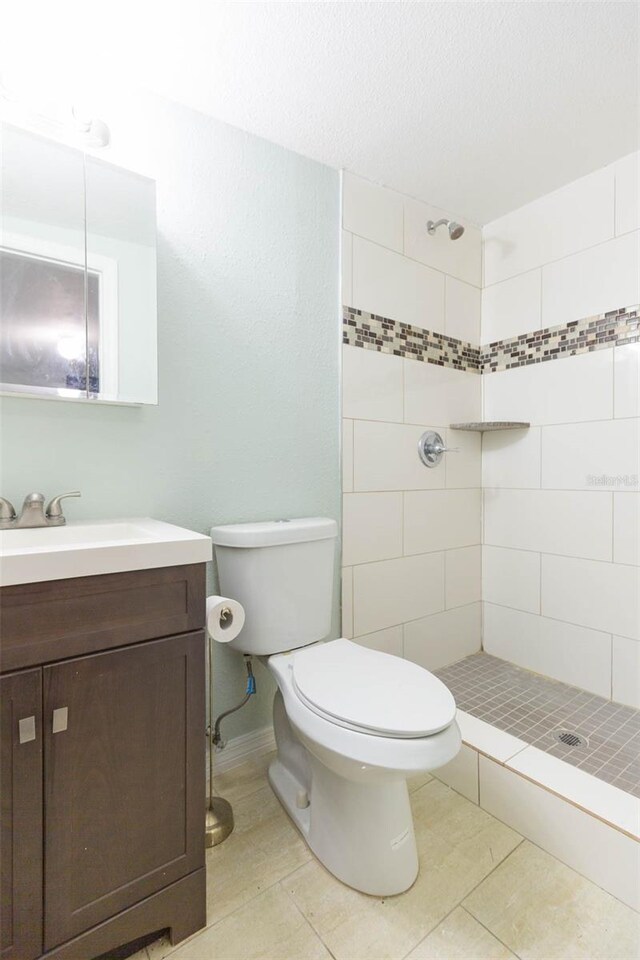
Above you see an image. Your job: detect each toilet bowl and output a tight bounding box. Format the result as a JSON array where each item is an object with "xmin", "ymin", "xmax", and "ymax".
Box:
[
  {"xmin": 210, "ymin": 518, "xmax": 461, "ymax": 896},
  {"xmin": 266, "ymin": 639, "xmax": 460, "ymax": 896}
]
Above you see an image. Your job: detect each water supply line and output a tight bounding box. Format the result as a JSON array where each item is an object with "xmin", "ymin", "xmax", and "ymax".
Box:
[{"xmin": 212, "ymin": 657, "xmax": 256, "ymax": 748}]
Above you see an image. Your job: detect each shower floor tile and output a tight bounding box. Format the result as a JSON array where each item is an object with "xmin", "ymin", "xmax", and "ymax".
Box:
[{"xmin": 435, "ymin": 653, "xmax": 640, "ymax": 799}]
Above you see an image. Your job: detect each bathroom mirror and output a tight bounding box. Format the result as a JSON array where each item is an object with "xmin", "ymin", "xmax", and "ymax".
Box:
[{"xmin": 0, "ymin": 123, "xmax": 158, "ymax": 404}]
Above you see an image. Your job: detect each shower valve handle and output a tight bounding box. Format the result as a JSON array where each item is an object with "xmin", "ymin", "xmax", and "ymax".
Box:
[{"xmin": 418, "ymin": 431, "xmax": 458, "ymax": 468}]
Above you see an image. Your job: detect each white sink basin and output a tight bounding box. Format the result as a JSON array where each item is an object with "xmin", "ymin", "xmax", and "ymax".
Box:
[{"xmin": 0, "ymin": 517, "xmax": 212, "ymax": 586}]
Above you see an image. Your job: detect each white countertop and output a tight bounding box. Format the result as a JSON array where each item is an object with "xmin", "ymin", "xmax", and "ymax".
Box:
[{"xmin": 0, "ymin": 517, "xmax": 212, "ymax": 586}]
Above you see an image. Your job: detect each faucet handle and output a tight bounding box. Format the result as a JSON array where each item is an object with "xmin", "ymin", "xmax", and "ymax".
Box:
[
  {"xmin": 0, "ymin": 497, "xmax": 16, "ymax": 521},
  {"xmin": 46, "ymin": 491, "xmax": 81, "ymax": 523}
]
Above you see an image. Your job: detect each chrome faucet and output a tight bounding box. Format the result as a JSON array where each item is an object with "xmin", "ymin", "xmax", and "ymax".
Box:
[{"xmin": 0, "ymin": 492, "xmax": 81, "ymax": 529}]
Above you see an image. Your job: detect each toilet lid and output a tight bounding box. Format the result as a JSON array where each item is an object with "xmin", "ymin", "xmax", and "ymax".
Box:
[{"xmin": 291, "ymin": 639, "xmax": 456, "ymax": 738}]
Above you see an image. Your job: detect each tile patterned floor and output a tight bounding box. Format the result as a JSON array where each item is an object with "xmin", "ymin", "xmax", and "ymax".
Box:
[
  {"xmin": 435, "ymin": 653, "xmax": 640, "ymax": 798},
  {"xmin": 122, "ymin": 752, "xmax": 639, "ymax": 960}
]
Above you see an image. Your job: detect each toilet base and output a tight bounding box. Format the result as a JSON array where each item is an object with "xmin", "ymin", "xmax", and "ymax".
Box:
[{"xmin": 268, "ymin": 695, "xmax": 420, "ymax": 896}]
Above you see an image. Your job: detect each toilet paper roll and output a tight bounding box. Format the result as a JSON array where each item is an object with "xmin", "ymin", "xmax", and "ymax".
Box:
[{"xmin": 206, "ymin": 595, "xmax": 245, "ymax": 643}]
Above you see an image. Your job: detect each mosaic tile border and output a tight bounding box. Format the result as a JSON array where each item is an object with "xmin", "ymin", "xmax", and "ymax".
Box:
[
  {"xmin": 343, "ymin": 304, "xmax": 640, "ymax": 374},
  {"xmin": 342, "ymin": 306, "xmax": 480, "ymax": 372},
  {"xmin": 483, "ymin": 304, "xmax": 640, "ymax": 372}
]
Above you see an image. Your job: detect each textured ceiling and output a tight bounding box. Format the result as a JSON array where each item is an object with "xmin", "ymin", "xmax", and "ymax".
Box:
[{"xmin": 3, "ymin": 1, "xmax": 639, "ymax": 224}]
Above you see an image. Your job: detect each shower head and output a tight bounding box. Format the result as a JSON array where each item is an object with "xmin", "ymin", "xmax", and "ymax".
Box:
[{"xmin": 426, "ymin": 218, "xmax": 465, "ymax": 240}]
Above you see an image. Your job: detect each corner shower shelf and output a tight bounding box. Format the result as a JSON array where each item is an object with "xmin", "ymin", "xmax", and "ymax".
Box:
[{"xmin": 449, "ymin": 421, "xmax": 530, "ymax": 432}]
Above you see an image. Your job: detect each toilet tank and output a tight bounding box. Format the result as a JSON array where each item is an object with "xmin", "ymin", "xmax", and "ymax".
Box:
[{"xmin": 210, "ymin": 517, "xmax": 338, "ymax": 656}]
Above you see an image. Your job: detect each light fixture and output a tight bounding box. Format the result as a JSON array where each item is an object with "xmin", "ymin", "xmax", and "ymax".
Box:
[{"xmin": 0, "ymin": 72, "xmax": 110, "ymax": 148}]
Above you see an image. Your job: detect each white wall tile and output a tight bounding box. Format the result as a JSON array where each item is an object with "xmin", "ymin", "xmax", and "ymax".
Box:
[
  {"xmin": 614, "ymin": 493, "xmax": 640, "ymax": 566},
  {"xmin": 481, "ymin": 270, "xmax": 542, "ymax": 344},
  {"xmin": 612, "ymin": 635, "xmax": 640, "ymax": 709},
  {"xmin": 446, "ymin": 545, "xmax": 481, "ymax": 609},
  {"xmin": 457, "ymin": 711, "xmax": 527, "ymax": 764},
  {"xmin": 404, "ymin": 197, "xmax": 482, "ymax": 287},
  {"xmin": 483, "ymin": 349, "xmax": 614, "ymax": 426},
  {"xmin": 404, "ymin": 489, "xmax": 482, "ymax": 555},
  {"xmin": 541, "ymin": 419, "xmax": 639, "ymax": 492},
  {"xmin": 483, "ymin": 489, "xmax": 612, "ymax": 561},
  {"xmin": 342, "ymin": 345, "xmax": 404, "ymax": 422},
  {"xmin": 341, "ymin": 229, "xmax": 353, "ymax": 305},
  {"xmin": 342, "ymin": 492, "xmax": 403, "ymax": 566},
  {"xmin": 614, "ymin": 151, "xmax": 640, "ymax": 237},
  {"xmin": 341, "ymin": 567, "xmax": 353, "ymax": 639},
  {"xmin": 404, "ymin": 361, "xmax": 481, "ymax": 426},
  {"xmin": 445, "ymin": 428, "xmax": 481, "ymax": 489},
  {"xmin": 483, "ymin": 545, "xmax": 541, "ymax": 614},
  {"xmin": 482, "ymin": 427, "xmax": 540, "ymax": 489},
  {"xmin": 542, "ymin": 232, "xmax": 640, "ymax": 328},
  {"xmin": 353, "ymin": 420, "xmax": 445, "ymax": 492},
  {"xmin": 483, "ymin": 602, "xmax": 612, "ymax": 697},
  {"xmin": 478, "ymin": 757, "xmax": 639, "ymax": 912},
  {"xmin": 483, "ymin": 166, "xmax": 615, "ymax": 285},
  {"xmin": 434, "ymin": 743, "xmax": 479, "ymax": 804},
  {"xmin": 352, "ymin": 552, "xmax": 444, "ymax": 635},
  {"xmin": 542, "ymin": 554, "xmax": 640, "ymax": 640},
  {"xmin": 352, "ymin": 235, "xmax": 445, "ymax": 332},
  {"xmin": 342, "ymin": 172, "xmax": 403, "ymax": 252},
  {"xmin": 353, "ymin": 625, "xmax": 403, "ymax": 657},
  {"xmin": 614, "ymin": 344, "xmax": 640, "ymax": 419},
  {"xmin": 507, "ymin": 747, "xmax": 640, "ymax": 840},
  {"xmin": 403, "ymin": 602, "xmax": 481, "ymax": 671},
  {"xmin": 445, "ymin": 276, "xmax": 481, "ymax": 343},
  {"xmin": 342, "ymin": 418, "xmax": 354, "ymax": 493}
]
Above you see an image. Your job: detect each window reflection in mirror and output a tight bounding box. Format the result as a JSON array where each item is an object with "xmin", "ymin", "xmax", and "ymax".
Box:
[{"xmin": 0, "ymin": 250, "xmax": 100, "ymax": 396}]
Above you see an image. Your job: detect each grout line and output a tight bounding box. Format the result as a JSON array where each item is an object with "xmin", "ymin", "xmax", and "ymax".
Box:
[
  {"xmin": 402, "ymin": 196, "xmax": 406, "ymax": 256},
  {"xmin": 397, "ymin": 903, "xmax": 462, "ymax": 960},
  {"xmin": 539, "ymin": 551, "xmax": 543, "ymax": 616},
  {"xmin": 348, "ymin": 410, "xmax": 636, "ymax": 432},
  {"xmin": 280, "ymin": 881, "xmax": 339, "ymax": 960},
  {"xmin": 481, "ymin": 485, "xmax": 629, "ymax": 495},
  {"xmin": 347, "ymin": 547, "xmax": 479, "ymax": 569},
  {"xmin": 460, "ymin": 834, "xmax": 527, "ymax": 906},
  {"xmin": 610, "ymin": 633, "xmax": 614, "ymax": 702},
  {"xmin": 443, "ymin": 538, "xmax": 448, "ymax": 608},
  {"xmin": 349, "ymin": 230, "xmax": 482, "ymax": 289},
  {"xmin": 350, "ymin": 599, "xmax": 481, "ymax": 640},
  {"xmin": 461, "ymin": 904, "xmax": 524, "ymax": 959},
  {"xmin": 538, "ymin": 424, "xmax": 543, "ymax": 488},
  {"xmin": 483, "ymin": 541, "xmax": 635, "ymax": 569},
  {"xmin": 483, "ymin": 227, "xmax": 637, "ymax": 290},
  {"xmin": 539, "ymin": 264, "xmax": 544, "ymax": 330}
]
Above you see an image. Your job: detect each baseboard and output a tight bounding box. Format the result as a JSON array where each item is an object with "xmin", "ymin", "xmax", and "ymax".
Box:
[{"xmin": 212, "ymin": 724, "xmax": 275, "ymax": 774}]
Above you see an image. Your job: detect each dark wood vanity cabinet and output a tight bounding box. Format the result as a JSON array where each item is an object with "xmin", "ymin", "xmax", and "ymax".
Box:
[
  {"xmin": 0, "ymin": 564, "xmax": 207, "ymax": 960},
  {"xmin": 1, "ymin": 669, "xmax": 43, "ymax": 960}
]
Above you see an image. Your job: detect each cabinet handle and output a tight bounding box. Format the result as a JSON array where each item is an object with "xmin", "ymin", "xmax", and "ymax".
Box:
[
  {"xmin": 18, "ymin": 716, "xmax": 36, "ymax": 744},
  {"xmin": 52, "ymin": 707, "xmax": 68, "ymax": 734}
]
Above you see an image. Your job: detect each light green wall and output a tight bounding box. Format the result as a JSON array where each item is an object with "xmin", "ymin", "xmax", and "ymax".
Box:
[{"xmin": 0, "ymin": 90, "xmax": 341, "ymax": 738}]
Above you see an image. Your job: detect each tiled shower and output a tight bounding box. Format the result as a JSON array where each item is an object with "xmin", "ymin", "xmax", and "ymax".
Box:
[
  {"xmin": 340, "ymin": 159, "xmax": 640, "ymax": 909},
  {"xmin": 341, "ymin": 157, "xmax": 639, "ymax": 708}
]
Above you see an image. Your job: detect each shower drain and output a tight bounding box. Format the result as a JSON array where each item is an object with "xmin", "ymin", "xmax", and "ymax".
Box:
[{"xmin": 553, "ymin": 729, "xmax": 589, "ymax": 748}]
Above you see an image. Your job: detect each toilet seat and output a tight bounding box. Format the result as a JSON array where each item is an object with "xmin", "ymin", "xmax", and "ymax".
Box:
[{"xmin": 291, "ymin": 638, "xmax": 456, "ymax": 739}]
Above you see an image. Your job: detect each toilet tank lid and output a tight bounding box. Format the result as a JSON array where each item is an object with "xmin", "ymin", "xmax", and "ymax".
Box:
[{"xmin": 210, "ymin": 517, "xmax": 338, "ymax": 548}]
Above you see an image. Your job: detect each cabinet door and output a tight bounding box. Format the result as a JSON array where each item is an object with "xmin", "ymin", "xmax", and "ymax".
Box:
[
  {"xmin": 43, "ymin": 632, "xmax": 205, "ymax": 950},
  {"xmin": 0, "ymin": 669, "xmax": 43, "ymax": 960}
]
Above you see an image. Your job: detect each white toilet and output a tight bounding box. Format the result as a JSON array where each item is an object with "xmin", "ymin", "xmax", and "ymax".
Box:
[{"xmin": 210, "ymin": 517, "xmax": 460, "ymax": 896}]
